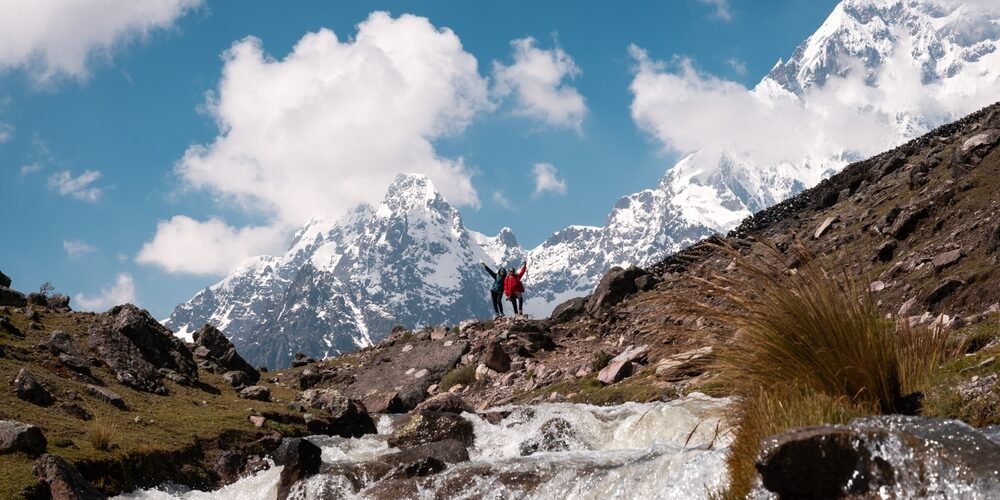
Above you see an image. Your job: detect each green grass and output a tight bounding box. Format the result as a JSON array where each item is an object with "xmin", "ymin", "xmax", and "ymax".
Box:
[
  {"xmin": 438, "ymin": 365, "xmax": 475, "ymax": 391},
  {"xmin": 514, "ymin": 370, "xmax": 672, "ymax": 406}
]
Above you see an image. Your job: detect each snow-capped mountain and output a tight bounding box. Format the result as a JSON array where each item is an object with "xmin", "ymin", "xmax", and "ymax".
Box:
[
  {"xmin": 166, "ymin": 174, "xmax": 521, "ymax": 369},
  {"xmin": 168, "ymin": 0, "xmax": 1000, "ymax": 366}
]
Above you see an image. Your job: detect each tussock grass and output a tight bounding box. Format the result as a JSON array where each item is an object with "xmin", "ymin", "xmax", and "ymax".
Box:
[
  {"xmin": 87, "ymin": 419, "xmax": 118, "ymax": 452},
  {"xmin": 439, "ymin": 365, "xmax": 475, "ymax": 391},
  {"xmin": 685, "ymin": 241, "xmax": 961, "ymax": 498}
]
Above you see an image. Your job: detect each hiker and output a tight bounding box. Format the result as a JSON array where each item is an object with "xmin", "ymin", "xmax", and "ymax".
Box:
[
  {"xmin": 481, "ymin": 262, "xmax": 506, "ymax": 317},
  {"xmin": 504, "ymin": 261, "xmax": 528, "ymax": 316}
]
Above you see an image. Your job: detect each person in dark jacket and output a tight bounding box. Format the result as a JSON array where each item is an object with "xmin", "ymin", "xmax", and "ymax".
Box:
[
  {"xmin": 481, "ymin": 262, "xmax": 507, "ymax": 317},
  {"xmin": 504, "ymin": 261, "xmax": 527, "ymax": 316}
]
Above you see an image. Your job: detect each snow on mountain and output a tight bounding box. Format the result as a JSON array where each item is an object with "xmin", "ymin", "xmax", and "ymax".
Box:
[{"xmin": 168, "ymin": 0, "xmax": 1000, "ymax": 365}]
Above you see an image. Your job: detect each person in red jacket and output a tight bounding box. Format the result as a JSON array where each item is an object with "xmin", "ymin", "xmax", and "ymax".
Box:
[{"xmin": 504, "ymin": 261, "xmax": 527, "ymax": 316}]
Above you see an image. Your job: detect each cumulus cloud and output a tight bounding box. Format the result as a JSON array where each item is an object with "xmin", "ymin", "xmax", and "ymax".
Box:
[
  {"xmin": 20, "ymin": 164, "xmax": 42, "ymax": 176},
  {"xmin": 47, "ymin": 169, "xmax": 105, "ymax": 202},
  {"xmin": 492, "ymin": 191, "xmax": 514, "ymax": 210},
  {"xmin": 726, "ymin": 57, "xmax": 747, "ymax": 76},
  {"xmin": 0, "ymin": 122, "xmax": 12, "ymax": 143},
  {"xmin": 493, "ymin": 37, "xmax": 587, "ymax": 131},
  {"xmin": 74, "ymin": 273, "xmax": 137, "ymax": 312},
  {"xmin": 532, "ymin": 162, "xmax": 567, "ymax": 197},
  {"xmin": 698, "ymin": 0, "xmax": 733, "ymax": 21},
  {"xmin": 0, "ymin": 0, "xmax": 202, "ymax": 83},
  {"xmin": 63, "ymin": 239, "xmax": 96, "ymax": 258},
  {"xmin": 136, "ymin": 216, "xmax": 288, "ymax": 275},
  {"xmin": 141, "ymin": 12, "xmax": 492, "ymax": 276}
]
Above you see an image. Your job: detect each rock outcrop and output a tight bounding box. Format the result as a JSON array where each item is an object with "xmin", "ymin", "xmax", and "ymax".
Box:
[
  {"xmin": 0, "ymin": 420, "xmax": 47, "ymax": 456},
  {"xmin": 192, "ymin": 324, "xmax": 260, "ymax": 385},
  {"xmin": 294, "ymin": 388, "xmax": 376, "ymax": 438},
  {"xmin": 32, "ymin": 454, "xmax": 106, "ymax": 500}
]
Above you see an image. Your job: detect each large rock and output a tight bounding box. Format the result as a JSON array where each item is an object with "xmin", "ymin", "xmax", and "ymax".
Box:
[
  {"xmin": 756, "ymin": 416, "xmax": 1000, "ymax": 498},
  {"xmin": 0, "ymin": 316, "xmax": 22, "ymax": 337},
  {"xmin": 273, "ymin": 438, "xmax": 322, "ymax": 500},
  {"xmin": 519, "ymin": 418, "xmax": 584, "ymax": 456},
  {"xmin": 364, "ymin": 391, "xmax": 406, "ymax": 414},
  {"xmin": 85, "ymin": 385, "xmax": 127, "ymax": 410},
  {"xmin": 192, "ymin": 324, "xmax": 259, "ymax": 384},
  {"xmin": 380, "ymin": 439, "xmax": 469, "ymax": 478},
  {"xmin": 0, "ymin": 270, "xmax": 10, "ymax": 288},
  {"xmin": 481, "ymin": 341, "xmax": 511, "ymax": 373},
  {"xmin": 0, "ymin": 420, "xmax": 47, "ymax": 455},
  {"xmin": 46, "ymin": 294, "xmax": 71, "ymax": 311},
  {"xmin": 597, "ymin": 345, "xmax": 648, "ymax": 385},
  {"xmin": 413, "ymin": 393, "xmax": 472, "ymax": 415},
  {"xmin": 14, "ymin": 368, "xmax": 54, "ymax": 406},
  {"xmin": 87, "ymin": 304, "xmax": 198, "ymax": 394},
  {"xmin": 0, "ymin": 287, "xmax": 26, "ymax": 307},
  {"xmin": 549, "ymin": 297, "xmax": 586, "ymax": 323},
  {"xmin": 387, "ymin": 411, "xmax": 475, "ymax": 450},
  {"xmin": 32, "ymin": 454, "xmax": 106, "ymax": 500},
  {"xmin": 238, "ymin": 385, "xmax": 271, "ymax": 401},
  {"xmin": 585, "ymin": 266, "xmax": 649, "ymax": 315},
  {"xmin": 294, "ymin": 388, "xmax": 376, "ymax": 438}
]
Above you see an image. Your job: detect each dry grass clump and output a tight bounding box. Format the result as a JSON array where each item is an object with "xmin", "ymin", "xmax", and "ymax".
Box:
[
  {"xmin": 686, "ymin": 241, "xmax": 961, "ymax": 498},
  {"xmin": 439, "ymin": 365, "xmax": 475, "ymax": 391},
  {"xmin": 87, "ymin": 419, "xmax": 118, "ymax": 451}
]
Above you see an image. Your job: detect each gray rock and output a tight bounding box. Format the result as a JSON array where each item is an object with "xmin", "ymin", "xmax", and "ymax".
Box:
[
  {"xmin": 0, "ymin": 270, "xmax": 10, "ymax": 288},
  {"xmin": 388, "ymin": 411, "xmax": 475, "ymax": 450},
  {"xmin": 44, "ymin": 331, "xmax": 74, "ymax": 355},
  {"xmin": 380, "ymin": 439, "xmax": 469, "ymax": 478},
  {"xmin": 889, "ymin": 206, "xmax": 928, "ymax": 241},
  {"xmin": 597, "ymin": 359, "xmax": 633, "ymax": 385},
  {"xmin": 413, "ymin": 393, "xmax": 472, "ymax": 415},
  {"xmin": 239, "ymin": 385, "xmax": 271, "ymax": 402},
  {"xmin": 223, "ymin": 370, "xmax": 250, "ymax": 389},
  {"xmin": 85, "ymin": 384, "xmax": 127, "ymax": 410},
  {"xmin": 925, "ymin": 278, "xmax": 964, "ymax": 305},
  {"xmin": 364, "ymin": 391, "xmax": 406, "ymax": 414},
  {"xmin": 932, "ymin": 249, "xmax": 963, "ymax": 270},
  {"xmin": 549, "ymin": 297, "xmax": 586, "ymax": 323},
  {"xmin": 295, "ymin": 388, "xmax": 376, "ymax": 438},
  {"xmin": 33, "ymin": 454, "xmax": 106, "ymax": 500},
  {"xmin": 0, "ymin": 420, "xmax": 47, "ymax": 456},
  {"xmin": 192, "ymin": 324, "xmax": 259, "ymax": 384},
  {"xmin": 0, "ymin": 316, "xmax": 22, "ymax": 337},
  {"xmin": 59, "ymin": 402, "xmax": 93, "ymax": 421},
  {"xmin": 273, "ymin": 438, "xmax": 322, "ymax": 500},
  {"xmin": 519, "ymin": 418, "xmax": 583, "ymax": 456},
  {"xmin": 481, "ymin": 341, "xmax": 511, "ymax": 373},
  {"xmin": 585, "ymin": 266, "xmax": 649, "ymax": 315},
  {"xmin": 14, "ymin": 368, "xmax": 54, "ymax": 406},
  {"xmin": 0, "ymin": 287, "xmax": 27, "ymax": 308}
]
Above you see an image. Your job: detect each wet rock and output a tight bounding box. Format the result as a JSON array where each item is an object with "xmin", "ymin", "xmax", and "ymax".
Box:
[
  {"xmin": 0, "ymin": 420, "xmax": 47, "ymax": 455},
  {"xmin": 550, "ymin": 297, "xmax": 586, "ymax": 322},
  {"xmin": 925, "ymin": 278, "xmax": 964, "ymax": 305},
  {"xmin": 365, "ymin": 391, "xmax": 406, "ymax": 414},
  {"xmin": 932, "ymin": 249, "xmax": 963, "ymax": 270},
  {"xmin": 585, "ymin": 266, "xmax": 649, "ymax": 315},
  {"xmin": 0, "ymin": 316, "xmax": 22, "ymax": 337},
  {"xmin": 192, "ymin": 324, "xmax": 259, "ymax": 384},
  {"xmin": 519, "ymin": 418, "xmax": 582, "ymax": 456},
  {"xmin": 295, "ymin": 388, "xmax": 377, "ymax": 437},
  {"xmin": 414, "ymin": 393, "xmax": 472, "ymax": 415},
  {"xmin": 387, "ymin": 411, "xmax": 475, "ymax": 450},
  {"xmin": 223, "ymin": 370, "xmax": 250, "ymax": 389},
  {"xmin": 239, "ymin": 385, "xmax": 271, "ymax": 401},
  {"xmin": 273, "ymin": 438, "xmax": 322, "ymax": 500},
  {"xmin": 481, "ymin": 341, "xmax": 511, "ymax": 373},
  {"xmin": 0, "ymin": 287, "xmax": 27, "ymax": 308},
  {"xmin": 14, "ymin": 368, "xmax": 54, "ymax": 406},
  {"xmin": 212, "ymin": 450, "xmax": 269, "ymax": 487},
  {"xmin": 291, "ymin": 352, "xmax": 317, "ymax": 368},
  {"xmin": 756, "ymin": 416, "xmax": 1000, "ymax": 499},
  {"xmin": 85, "ymin": 384, "xmax": 127, "ymax": 410},
  {"xmin": 32, "ymin": 453, "xmax": 105, "ymax": 500},
  {"xmin": 87, "ymin": 304, "xmax": 198, "ymax": 394},
  {"xmin": 381, "ymin": 439, "xmax": 470, "ymax": 479}
]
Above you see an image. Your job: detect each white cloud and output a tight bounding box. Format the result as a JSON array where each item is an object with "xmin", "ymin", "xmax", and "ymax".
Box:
[
  {"xmin": 47, "ymin": 169, "xmax": 105, "ymax": 202},
  {"xmin": 492, "ymin": 191, "xmax": 514, "ymax": 210},
  {"xmin": 74, "ymin": 273, "xmax": 137, "ymax": 312},
  {"xmin": 142, "ymin": 12, "xmax": 492, "ymax": 276},
  {"xmin": 698, "ymin": 0, "xmax": 733, "ymax": 21},
  {"xmin": 726, "ymin": 57, "xmax": 747, "ymax": 76},
  {"xmin": 0, "ymin": 122, "xmax": 12, "ymax": 143},
  {"xmin": 493, "ymin": 37, "xmax": 587, "ymax": 131},
  {"xmin": 136, "ymin": 216, "xmax": 287, "ymax": 275},
  {"xmin": 20, "ymin": 163, "xmax": 42, "ymax": 176},
  {"xmin": 63, "ymin": 239, "xmax": 96, "ymax": 258},
  {"xmin": 532, "ymin": 162, "xmax": 567, "ymax": 197},
  {"xmin": 0, "ymin": 0, "xmax": 202, "ymax": 83}
]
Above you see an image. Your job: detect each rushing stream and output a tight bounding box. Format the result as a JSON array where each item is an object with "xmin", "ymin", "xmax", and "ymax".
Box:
[{"xmin": 118, "ymin": 393, "xmax": 734, "ymax": 500}]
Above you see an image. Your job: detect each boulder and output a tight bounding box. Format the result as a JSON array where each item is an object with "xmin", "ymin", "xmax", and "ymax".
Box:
[
  {"xmin": 223, "ymin": 371, "xmax": 250, "ymax": 389},
  {"xmin": 291, "ymin": 352, "xmax": 317, "ymax": 368},
  {"xmin": 0, "ymin": 287, "xmax": 27, "ymax": 307},
  {"xmin": 889, "ymin": 206, "xmax": 928, "ymax": 241},
  {"xmin": 597, "ymin": 359, "xmax": 633, "ymax": 385},
  {"xmin": 874, "ymin": 240, "xmax": 896, "ymax": 263},
  {"xmin": 0, "ymin": 316, "xmax": 22, "ymax": 337},
  {"xmin": 87, "ymin": 304, "xmax": 198, "ymax": 394},
  {"xmin": 925, "ymin": 278, "xmax": 964, "ymax": 305},
  {"xmin": 239, "ymin": 385, "xmax": 271, "ymax": 402},
  {"xmin": 585, "ymin": 266, "xmax": 649, "ymax": 315},
  {"xmin": 46, "ymin": 294, "xmax": 71, "ymax": 311},
  {"xmin": 32, "ymin": 454, "xmax": 106, "ymax": 500},
  {"xmin": 0, "ymin": 270, "xmax": 10, "ymax": 288},
  {"xmin": 756, "ymin": 416, "xmax": 1000, "ymax": 498},
  {"xmin": 387, "ymin": 411, "xmax": 475, "ymax": 450},
  {"xmin": 44, "ymin": 331, "xmax": 74, "ymax": 355},
  {"xmin": 59, "ymin": 402, "xmax": 93, "ymax": 421},
  {"xmin": 519, "ymin": 418, "xmax": 583, "ymax": 456},
  {"xmin": 549, "ymin": 297, "xmax": 586, "ymax": 323},
  {"xmin": 192, "ymin": 324, "xmax": 259, "ymax": 384},
  {"xmin": 58, "ymin": 354, "xmax": 91, "ymax": 375},
  {"xmin": 298, "ymin": 368, "xmax": 321, "ymax": 390},
  {"xmin": 481, "ymin": 341, "xmax": 511, "ymax": 373},
  {"xmin": 14, "ymin": 368, "xmax": 54, "ymax": 406},
  {"xmin": 0, "ymin": 420, "xmax": 47, "ymax": 455},
  {"xmin": 813, "ymin": 216, "xmax": 838, "ymax": 239},
  {"xmin": 364, "ymin": 391, "xmax": 406, "ymax": 414},
  {"xmin": 381, "ymin": 439, "xmax": 469, "ymax": 479},
  {"xmin": 413, "ymin": 393, "xmax": 473, "ymax": 415},
  {"xmin": 932, "ymin": 249, "xmax": 963, "ymax": 270},
  {"xmin": 634, "ymin": 274, "xmax": 658, "ymax": 292},
  {"xmin": 295, "ymin": 388, "xmax": 376, "ymax": 438},
  {"xmin": 273, "ymin": 438, "xmax": 322, "ymax": 500},
  {"xmin": 212, "ymin": 450, "xmax": 269, "ymax": 487},
  {"xmin": 85, "ymin": 385, "xmax": 127, "ymax": 410},
  {"xmin": 27, "ymin": 292, "xmax": 48, "ymax": 307}
]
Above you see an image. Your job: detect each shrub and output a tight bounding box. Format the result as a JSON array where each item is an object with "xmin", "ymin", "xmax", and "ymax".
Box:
[
  {"xmin": 439, "ymin": 365, "xmax": 475, "ymax": 391},
  {"xmin": 88, "ymin": 419, "xmax": 117, "ymax": 451},
  {"xmin": 590, "ymin": 350, "xmax": 612, "ymax": 372}
]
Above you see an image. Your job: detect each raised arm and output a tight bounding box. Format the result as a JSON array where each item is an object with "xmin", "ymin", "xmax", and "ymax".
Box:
[
  {"xmin": 515, "ymin": 262, "xmax": 527, "ymax": 279},
  {"xmin": 482, "ymin": 263, "xmax": 497, "ymax": 279}
]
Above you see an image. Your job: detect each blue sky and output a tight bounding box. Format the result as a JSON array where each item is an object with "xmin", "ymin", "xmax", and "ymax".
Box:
[{"xmin": 0, "ymin": 0, "xmax": 839, "ymax": 318}]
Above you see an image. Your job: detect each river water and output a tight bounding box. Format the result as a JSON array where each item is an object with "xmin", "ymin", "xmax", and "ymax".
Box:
[{"xmin": 117, "ymin": 393, "xmax": 734, "ymax": 500}]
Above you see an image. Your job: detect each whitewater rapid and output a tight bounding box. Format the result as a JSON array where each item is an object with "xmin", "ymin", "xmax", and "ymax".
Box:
[{"xmin": 117, "ymin": 393, "xmax": 734, "ymax": 500}]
